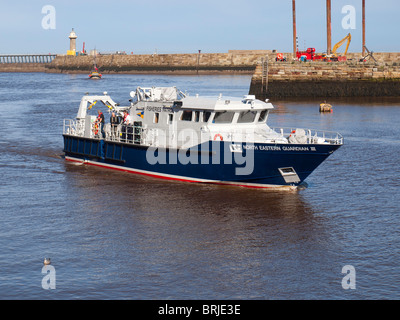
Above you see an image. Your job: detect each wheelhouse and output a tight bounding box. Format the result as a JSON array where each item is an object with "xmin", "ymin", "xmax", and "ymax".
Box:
[{"xmin": 175, "ymin": 94, "xmax": 273, "ymax": 126}]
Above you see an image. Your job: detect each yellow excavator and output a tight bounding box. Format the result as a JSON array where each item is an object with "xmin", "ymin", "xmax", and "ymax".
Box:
[{"xmin": 329, "ymin": 33, "xmax": 351, "ymax": 61}]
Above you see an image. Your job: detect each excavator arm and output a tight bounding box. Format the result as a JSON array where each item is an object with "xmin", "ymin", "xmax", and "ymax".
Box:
[{"xmin": 332, "ymin": 33, "xmax": 351, "ymax": 56}]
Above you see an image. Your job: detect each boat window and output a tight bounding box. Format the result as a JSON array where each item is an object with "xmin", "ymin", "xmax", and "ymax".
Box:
[
  {"xmin": 168, "ymin": 113, "xmax": 173, "ymax": 124},
  {"xmin": 258, "ymin": 110, "xmax": 268, "ymax": 122},
  {"xmin": 173, "ymin": 101, "xmax": 183, "ymax": 107},
  {"xmin": 181, "ymin": 110, "xmax": 193, "ymax": 121},
  {"xmin": 203, "ymin": 111, "xmax": 211, "ymax": 122},
  {"xmin": 153, "ymin": 112, "xmax": 159, "ymax": 124},
  {"xmin": 237, "ymin": 110, "xmax": 257, "ymax": 123},
  {"xmin": 194, "ymin": 111, "xmax": 200, "ymax": 122},
  {"xmin": 213, "ymin": 111, "xmax": 235, "ymax": 124}
]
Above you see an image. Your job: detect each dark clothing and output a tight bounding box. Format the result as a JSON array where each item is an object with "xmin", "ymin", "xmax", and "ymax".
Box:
[
  {"xmin": 97, "ymin": 112, "xmax": 105, "ymax": 124},
  {"xmin": 110, "ymin": 115, "xmax": 119, "ymax": 126},
  {"xmin": 110, "ymin": 114, "xmax": 119, "ymax": 139}
]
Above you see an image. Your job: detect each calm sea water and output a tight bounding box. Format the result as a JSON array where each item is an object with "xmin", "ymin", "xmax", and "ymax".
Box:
[{"xmin": 0, "ymin": 72, "xmax": 399, "ymax": 300}]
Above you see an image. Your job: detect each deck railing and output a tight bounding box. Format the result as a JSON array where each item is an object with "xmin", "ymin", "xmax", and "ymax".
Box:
[
  {"xmin": 64, "ymin": 119, "xmax": 343, "ymax": 146},
  {"xmin": 271, "ymin": 127, "xmax": 343, "ymax": 145}
]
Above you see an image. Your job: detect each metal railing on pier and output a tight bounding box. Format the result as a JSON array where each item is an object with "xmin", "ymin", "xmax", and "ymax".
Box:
[{"xmin": 0, "ymin": 54, "xmax": 57, "ymax": 64}]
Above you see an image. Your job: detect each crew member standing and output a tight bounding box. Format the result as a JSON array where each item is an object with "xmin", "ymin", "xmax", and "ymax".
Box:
[
  {"xmin": 122, "ymin": 110, "xmax": 132, "ymax": 142},
  {"xmin": 110, "ymin": 112, "xmax": 119, "ymax": 139},
  {"xmin": 123, "ymin": 110, "xmax": 131, "ymax": 125},
  {"xmin": 97, "ymin": 110, "xmax": 105, "ymax": 138}
]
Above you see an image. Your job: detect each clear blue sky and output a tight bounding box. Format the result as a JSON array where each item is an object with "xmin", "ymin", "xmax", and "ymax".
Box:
[{"xmin": 0, "ymin": 0, "xmax": 399, "ymax": 54}]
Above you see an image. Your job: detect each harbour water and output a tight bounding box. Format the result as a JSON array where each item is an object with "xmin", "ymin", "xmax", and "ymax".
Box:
[{"xmin": 0, "ymin": 72, "xmax": 399, "ymax": 300}]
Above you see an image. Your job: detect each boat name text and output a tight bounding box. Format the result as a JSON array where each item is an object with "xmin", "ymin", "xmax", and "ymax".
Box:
[{"xmin": 243, "ymin": 145, "xmax": 317, "ymax": 152}]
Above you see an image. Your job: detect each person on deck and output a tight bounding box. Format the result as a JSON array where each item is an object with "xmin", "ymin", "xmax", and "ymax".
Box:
[
  {"xmin": 123, "ymin": 110, "xmax": 131, "ymax": 125},
  {"xmin": 110, "ymin": 112, "xmax": 119, "ymax": 139},
  {"xmin": 97, "ymin": 110, "xmax": 105, "ymax": 138}
]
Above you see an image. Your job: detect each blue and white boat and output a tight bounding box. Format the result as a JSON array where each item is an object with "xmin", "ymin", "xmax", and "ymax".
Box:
[{"xmin": 63, "ymin": 86, "xmax": 343, "ymax": 190}]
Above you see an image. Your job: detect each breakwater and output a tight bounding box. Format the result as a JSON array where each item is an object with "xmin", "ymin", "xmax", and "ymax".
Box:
[
  {"xmin": 0, "ymin": 63, "xmax": 48, "ymax": 73},
  {"xmin": 45, "ymin": 51, "xmax": 266, "ymax": 74},
  {"xmin": 0, "ymin": 54, "xmax": 56, "ymax": 73},
  {"xmin": 249, "ymin": 61, "xmax": 400, "ymax": 98}
]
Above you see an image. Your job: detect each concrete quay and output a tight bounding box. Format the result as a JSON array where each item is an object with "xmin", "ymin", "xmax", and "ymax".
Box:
[{"xmin": 249, "ymin": 60, "xmax": 400, "ymax": 98}]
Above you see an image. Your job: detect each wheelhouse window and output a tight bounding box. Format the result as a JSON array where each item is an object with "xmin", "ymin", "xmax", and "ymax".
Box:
[
  {"xmin": 237, "ymin": 110, "xmax": 257, "ymax": 123},
  {"xmin": 213, "ymin": 111, "xmax": 235, "ymax": 124},
  {"xmin": 180, "ymin": 110, "xmax": 193, "ymax": 121},
  {"xmin": 203, "ymin": 111, "xmax": 211, "ymax": 122},
  {"xmin": 194, "ymin": 111, "xmax": 200, "ymax": 122},
  {"xmin": 258, "ymin": 110, "xmax": 268, "ymax": 122},
  {"xmin": 153, "ymin": 112, "xmax": 159, "ymax": 124},
  {"xmin": 168, "ymin": 113, "xmax": 173, "ymax": 124}
]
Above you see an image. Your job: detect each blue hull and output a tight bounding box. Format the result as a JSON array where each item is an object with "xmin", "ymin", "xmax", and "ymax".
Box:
[{"xmin": 63, "ymin": 135, "xmax": 341, "ymax": 188}]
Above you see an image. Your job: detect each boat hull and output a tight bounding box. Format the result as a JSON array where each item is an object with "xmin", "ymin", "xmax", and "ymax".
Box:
[
  {"xmin": 89, "ymin": 72, "xmax": 102, "ymax": 79},
  {"xmin": 63, "ymin": 135, "xmax": 341, "ymax": 189}
]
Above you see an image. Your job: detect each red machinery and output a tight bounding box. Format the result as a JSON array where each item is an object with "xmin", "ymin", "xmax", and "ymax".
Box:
[
  {"xmin": 296, "ymin": 48, "xmax": 316, "ymax": 61},
  {"xmin": 295, "ymin": 34, "xmax": 351, "ymax": 62},
  {"xmin": 275, "ymin": 52, "xmax": 287, "ymax": 62}
]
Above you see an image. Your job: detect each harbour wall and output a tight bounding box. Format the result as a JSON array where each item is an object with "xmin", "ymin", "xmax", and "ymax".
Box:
[
  {"xmin": 44, "ymin": 51, "xmax": 266, "ymax": 74},
  {"xmin": 39, "ymin": 51, "xmax": 400, "ymax": 75},
  {"xmin": 0, "ymin": 63, "xmax": 47, "ymax": 73},
  {"xmin": 258, "ymin": 51, "xmax": 400, "ymax": 64},
  {"xmin": 249, "ymin": 62, "xmax": 400, "ymax": 98}
]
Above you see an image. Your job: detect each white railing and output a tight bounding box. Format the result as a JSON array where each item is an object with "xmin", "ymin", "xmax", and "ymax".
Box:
[
  {"xmin": 63, "ymin": 119, "xmax": 85, "ymax": 137},
  {"xmin": 63, "ymin": 119, "xmax": 76, "ymax": 135},
  {"xmin": 271, "ymin": 127, "xmax": 343, "ymax": 145},
  {"xmin": 63, "ymin": 119, "xmax": 343, "ymax": 146}
]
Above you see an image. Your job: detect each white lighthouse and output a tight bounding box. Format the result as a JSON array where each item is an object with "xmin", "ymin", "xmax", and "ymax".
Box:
[{"xmin": 67, "ymin": 28, "xmax": 77, "ymax": 55}]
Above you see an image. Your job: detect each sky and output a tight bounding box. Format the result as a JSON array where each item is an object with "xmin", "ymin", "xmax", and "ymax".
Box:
[{"xmin": 0, "ymin": 0, "xmax": 399, "ymax": 55}]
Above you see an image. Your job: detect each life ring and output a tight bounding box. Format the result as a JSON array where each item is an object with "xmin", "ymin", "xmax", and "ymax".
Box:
[
  {"xmin": 93, "ymin": 122, "xmax": 99, "ymax": 135},
  {"xmin": 289, "ymin": 130, "xmax": 296, "ymax": 138},
  {"xmin": 213, "ymin": 133, "xmax": 223, "ymax": 141}
]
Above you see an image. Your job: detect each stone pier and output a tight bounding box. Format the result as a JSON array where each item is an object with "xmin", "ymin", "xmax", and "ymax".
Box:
[
  {"xmin": 45, "ymin": 51, "xmax": 268, "ymax": 74},
  {"xmin": 249, "ymin": 60, "xmax": 400, "ymax": 98}
]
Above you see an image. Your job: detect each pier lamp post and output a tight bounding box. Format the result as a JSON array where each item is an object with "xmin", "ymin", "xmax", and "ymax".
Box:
[{"xmin": 197, "ymin": 50, "xmax": 201, "ymax": 74}]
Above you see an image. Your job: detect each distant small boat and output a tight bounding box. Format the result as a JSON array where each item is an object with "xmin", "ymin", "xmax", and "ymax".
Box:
[
  {"xmin": 89, "ymin": 65, "xmax": 102, "ymax": 79},
  {"xmin": 89, "ymin": 55, "xmax": 102, "ymax": 79},
  {"xmin": 89, "ymin": 70, "xmax": 102, "ymax": 79},
  {"xmin": 320, "ymin": 102, "xmax": 332, "ymax": 113}
]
